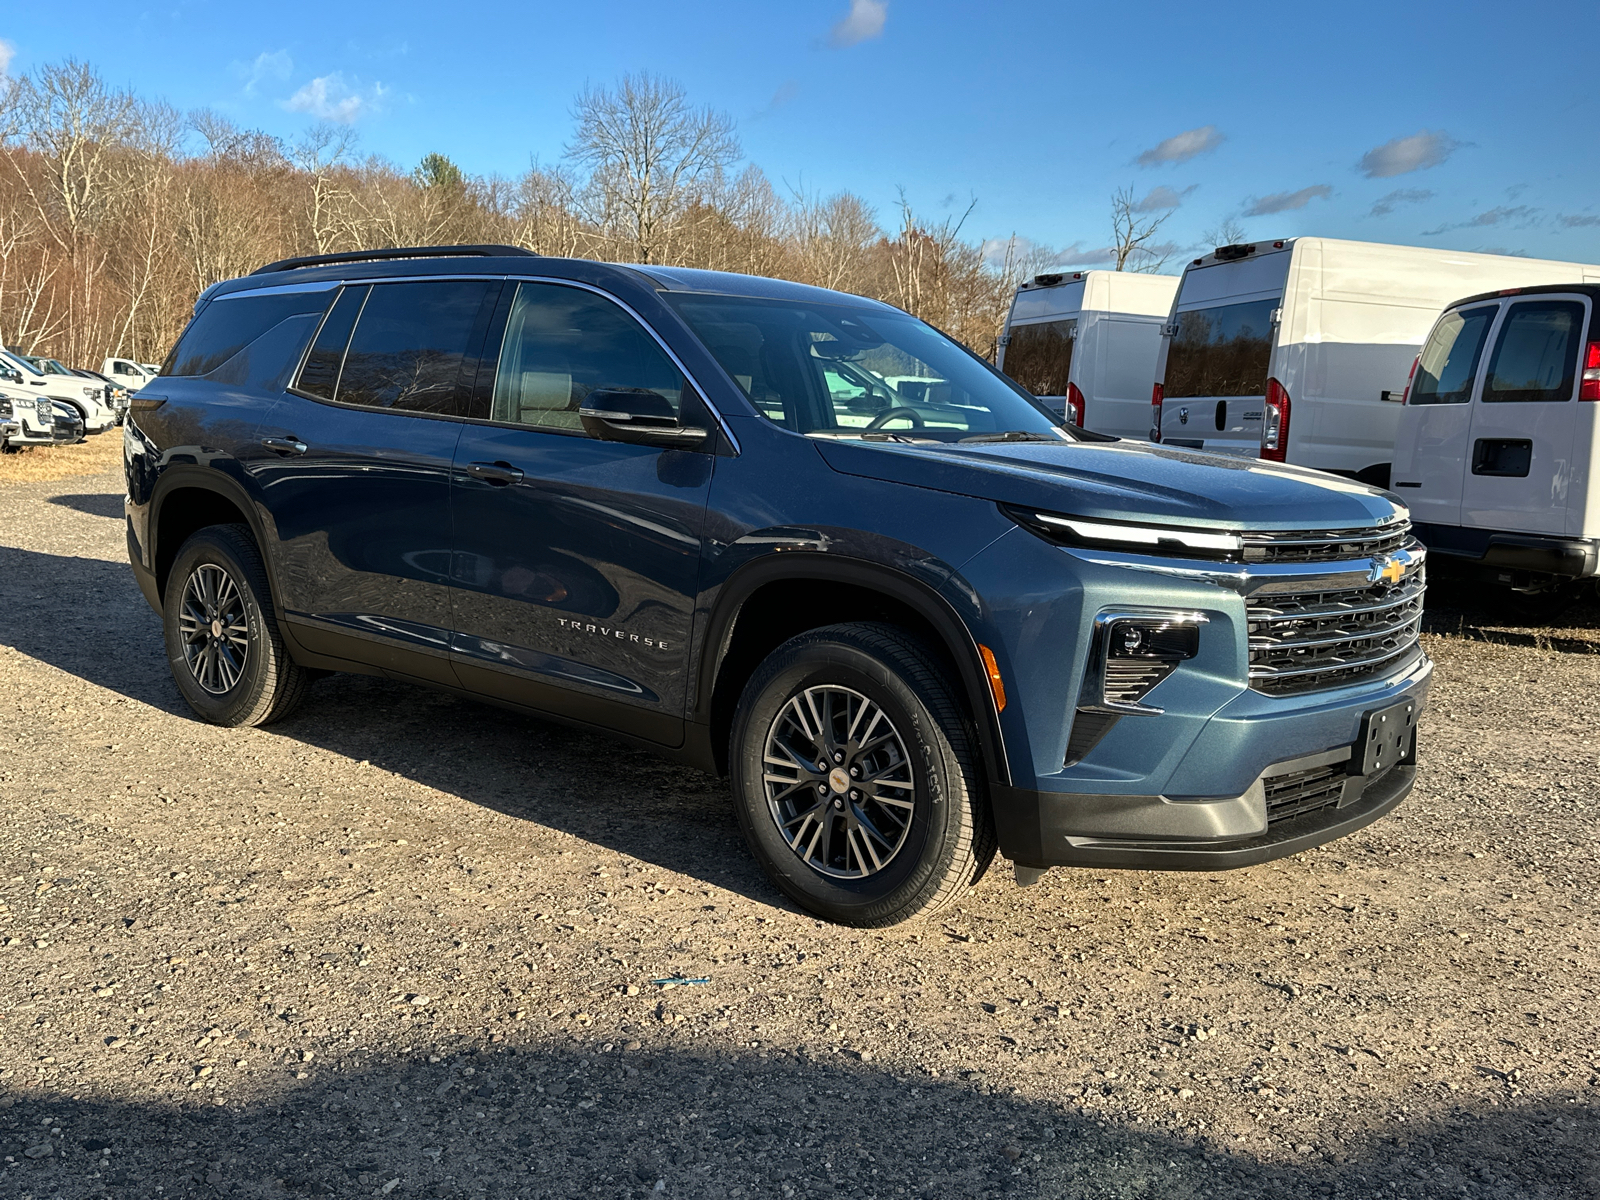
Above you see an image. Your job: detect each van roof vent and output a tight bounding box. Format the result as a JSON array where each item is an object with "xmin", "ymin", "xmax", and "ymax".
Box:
[{"xmin": 1214, "ymin": 244, "xmax": 1256, "ymax": 262}]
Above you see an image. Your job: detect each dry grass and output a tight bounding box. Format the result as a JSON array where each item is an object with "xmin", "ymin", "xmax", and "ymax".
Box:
[{"xmin": 0, "ymin": 428, "xmax": 123, "ymax": 485}]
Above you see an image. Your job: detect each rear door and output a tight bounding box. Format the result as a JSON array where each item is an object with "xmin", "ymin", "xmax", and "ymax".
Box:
[
  {"xmin": 254, "ymin": 278, "xmax": 501, "ymax": 684},
  {"xmin": 1390, "ymin": 303, "xmax": 1499, "ymax": 527},
  {"xmin": 447, "ymin": 280, "xmax": 715, "ymax": 746},
  {"xmin": 1158, "ymin": 251, "xmax": 1289, "ymax": 455},
  {"xmin": 1460, "ymin": 295, "xmax": 1589, "ymax": 535}
]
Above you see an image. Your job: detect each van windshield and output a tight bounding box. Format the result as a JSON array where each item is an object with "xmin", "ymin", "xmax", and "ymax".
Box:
[
  {"xmin": 1164, "ymin": 298, "xmax": 1277, "ymax": 398},
  {"xmin": 1001, "ymin": 319, "xmax": 1075, "ymax": 397},
  {"xmin": 668, "ymin": 294, "xmax": 1063, "ymax": 440},
  {"xmin": 1410, "ymin": 305, "xmax": 1495, "ymax": 405}
]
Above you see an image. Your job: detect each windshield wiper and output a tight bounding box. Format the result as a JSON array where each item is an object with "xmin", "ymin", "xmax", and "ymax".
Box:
[{"xmin": 958, "ymin": 430, "xmax": 1061, "ymax": 444}]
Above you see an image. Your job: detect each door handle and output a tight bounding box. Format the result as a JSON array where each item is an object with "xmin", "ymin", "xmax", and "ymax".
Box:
[
  {"xmin": 261, "ymin": 436, "xmax": 308, "ymax": 455},
  {"xmin": 464, "ymin": 460, "xmax": 524, "ymax": 486}
]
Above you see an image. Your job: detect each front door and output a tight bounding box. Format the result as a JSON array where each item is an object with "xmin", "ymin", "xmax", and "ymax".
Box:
[
  {"xmin": 1391, "ymin": 302, "xmax": 1499, "ymax": 527},
  {"xmin": 448, "ymin": 281, "xmax": 714, "ymax": 745},
  {"xmin": 254, "ymin": 278, "xmax": 502, "ymax": 683},
  {"xmin": 1461, "ymin": 296, "xmax": 1588, "ymax": 536}
]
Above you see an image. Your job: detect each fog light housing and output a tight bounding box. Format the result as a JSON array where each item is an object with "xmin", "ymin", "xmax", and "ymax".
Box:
[{"xmin": 1066, "ymin": 611, "xmax": 1206, "ymax": 766}]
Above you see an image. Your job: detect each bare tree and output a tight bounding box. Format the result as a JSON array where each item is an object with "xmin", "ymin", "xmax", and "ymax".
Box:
[
  {"xmin": 291, "ymin": 123, "xmax": 358, "ymax": 254},
  {"xmin": 1109, "ymin": 185, "xmax": 1174, "ymax": 272},
  {"xmin": 566, "ymin": 73, "xmax": 739, "ymax": 263},
  {"xmin": 1200, "ymin": 216, "xmax": 1249, "ymax": 249}
]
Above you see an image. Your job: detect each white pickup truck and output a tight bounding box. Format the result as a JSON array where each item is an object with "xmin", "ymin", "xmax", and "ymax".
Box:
[
  {"xmin": 102, "ymin": 357, "xmax": 163, "ymax": 392},
  {"xmin": 3, "ymin": 352, "xmax": 118, "ymax": 433}
]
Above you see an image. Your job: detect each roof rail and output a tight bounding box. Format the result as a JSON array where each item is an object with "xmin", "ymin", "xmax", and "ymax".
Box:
[{"xmin": 250, "ymin": 244, "xmax": 538, "ymax": 276}]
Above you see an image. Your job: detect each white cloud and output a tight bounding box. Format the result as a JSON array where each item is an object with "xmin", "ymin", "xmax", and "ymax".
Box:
[
  {"xmin": 1136, "ymin": 126, "xmax": 1224, "ymax": 167},
  {"xmin": 282, "ymin": 72, "xmax": 388, "ymax": 124},
  {"xmin": 1369, "ymin": 188, "xmax": 1433, "ymax": 218},
  {"xmin": 828, "ymin": 0, "xmax": 888, "ymax": 48},
  {"xmin": 1134, "ymin": 184, "xmax": 1196, "ymax": 212},
  {"xmin": 0, "ymin": 38, "xmax": 16, "ymax": 77},
  {"xmin": 1560, "ymin": 213, "xmax": 1600, "ymax": 228},
  {"xmin": 1357, "ymin": 130, "xmax": 1460, "ymax": 178},
  {"xmin": 232, "ymin": 50, "xmax": 293, "ymax": 96},
  {"xmin": 1244, "ymin": 185, "xmax": 1333, "ymax": 216}
]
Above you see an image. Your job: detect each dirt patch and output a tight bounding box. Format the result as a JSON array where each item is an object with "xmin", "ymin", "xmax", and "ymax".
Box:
[
  {"xmin": 0, "ymin": 466, "xmax": 1595, "ymax": 1199},
  {"xmin": 0, "ymin": 429, "xmax": 124, "ymax": 486}
]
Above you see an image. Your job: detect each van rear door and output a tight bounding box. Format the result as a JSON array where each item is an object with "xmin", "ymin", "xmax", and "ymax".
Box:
[
  {"xmin": 1390, "ymin": 302, "xmax": 1499, "ymax": 527},
  {"xmin": 1460, "ymin": 295, "xmax": 1589, "ymax": 535},
  {"xmin": 1159, "ymin": 249, "xmax": 1289, "ymax": 455}
]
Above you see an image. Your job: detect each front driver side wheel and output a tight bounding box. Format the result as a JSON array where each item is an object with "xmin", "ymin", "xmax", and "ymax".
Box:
[
  {"xmin": 162, "ymin": 524, "xmax": 310, "ymax": 727},
  {"xmin": 730, "ymin": 623, "xmax": 995, "ymax": 926}
]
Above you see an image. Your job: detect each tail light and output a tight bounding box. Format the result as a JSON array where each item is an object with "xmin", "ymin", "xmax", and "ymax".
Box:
[
  {"xmin": 1582, "ymin": 341, "xmax": 1600, "ymax": 401},
  {"xmin": 1066, "ymin": 382, "xmax": 1086, "ymax": 427},
  {"xmin": 1402, "ymin": 354, "xmax": 1419, "ymax": 404},
  {"xmin": 1150, "ymin": 382, "xmax": 1164, "ymax": 442},
  {"xmin": 1260, "ymin": 378, "xmax": 1291, "ymax": 462}
]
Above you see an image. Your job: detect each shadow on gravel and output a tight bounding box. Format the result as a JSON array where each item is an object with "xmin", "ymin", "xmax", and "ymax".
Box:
[
  {"xmin": 49, "ymin": 492, "xmax": 128, "ymax": 519},
  {"xmin": 1, "ymin": 1042, "xmax": 1592, "ymax": 1200},
  {"xmin": 0, "ymin": 544, "xmax": 773, "ymax": 904},
  {"xmin": 1423, "ymin": 575, "xmax": 1600, "ymax": 652}
]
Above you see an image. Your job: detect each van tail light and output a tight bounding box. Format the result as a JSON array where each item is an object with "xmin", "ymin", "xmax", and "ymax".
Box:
[
  {"xmin": 1582, "ymin": 341, "xmax": 1600, "ymax": 401},
  {"xmin": 1261, "ymin": 378, "xmax": 1291, "ymax": 461},
  {"xmin": 1402, "ymin": 354, "xmax": 1419, "ymax": 405},
  {"xmin": 1150, "ymin": 382, "xmax": 1164, "ymax": 442},
  {"xmin": 1066, "ymin": 382, "xmax": 1086, "ymax": 427}
]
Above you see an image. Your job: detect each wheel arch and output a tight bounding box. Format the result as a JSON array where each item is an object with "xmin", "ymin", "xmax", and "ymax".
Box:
[
  {"xmin": 149, "ymin": 469, "xmax": 274, "ymax": 605},
  {"xmin": 698, "ymin": 554, "xmax": 1011, "ymax": 787}
]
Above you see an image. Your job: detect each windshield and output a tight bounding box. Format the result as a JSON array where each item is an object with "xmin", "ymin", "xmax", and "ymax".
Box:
[
  {"xmin": 667, "ymin": 294, "xmax": 1062, "ymax": 440},
  {"xmin": 1, "ymin": 352, "xmax": 44, "ymax": 378}
]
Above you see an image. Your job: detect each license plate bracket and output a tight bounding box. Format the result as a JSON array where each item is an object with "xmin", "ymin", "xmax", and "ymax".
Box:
[{"xmin": 1357, "ymin": 698, "xmax": 1419, "ymax": 777}]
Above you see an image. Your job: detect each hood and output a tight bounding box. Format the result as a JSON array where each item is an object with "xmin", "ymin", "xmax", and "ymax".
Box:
[{"xmin": 814, "ymin": 437, "xmax": 1400, "ymax": 531}]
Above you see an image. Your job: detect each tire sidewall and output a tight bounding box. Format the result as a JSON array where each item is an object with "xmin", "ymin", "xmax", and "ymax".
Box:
[
  {"xmin": 732, "ymin": 637, "xmax": 966, "ymax": 923},
  {"xmin": 163, "ymin": 531, "xmax": 274, "ymax": 726}
]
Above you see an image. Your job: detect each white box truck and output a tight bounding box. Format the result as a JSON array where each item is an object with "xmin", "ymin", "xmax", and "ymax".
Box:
[
  {"xmin": 997, "ymin": 270, "xmax": 1178, "ymax": 437},
  {"xmin": 1152, "ymin": 238, "xmax": 1600, "ymax": 483}
]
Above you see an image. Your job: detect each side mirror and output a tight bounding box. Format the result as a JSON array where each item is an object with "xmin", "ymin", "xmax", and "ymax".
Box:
[{"xmin": 579, "ymin": 388, "xmax": 709, "ymax": 449}]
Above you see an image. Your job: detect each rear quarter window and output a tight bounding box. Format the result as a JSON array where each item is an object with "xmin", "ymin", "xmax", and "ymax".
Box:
[{"xmin": 162, "ymin": 289, "xmax": 336, "ymax": 378}]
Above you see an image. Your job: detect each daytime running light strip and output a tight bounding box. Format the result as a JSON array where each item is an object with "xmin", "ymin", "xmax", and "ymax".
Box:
[{"xmin": 1035, "ymin": 513, "xmax": 1242, "ymax": 553}]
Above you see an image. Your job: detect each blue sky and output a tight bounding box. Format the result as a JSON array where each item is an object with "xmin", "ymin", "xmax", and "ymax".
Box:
[{"xmin": 5, "ymin": 0, "xmax": 1600, "ymax": 267}]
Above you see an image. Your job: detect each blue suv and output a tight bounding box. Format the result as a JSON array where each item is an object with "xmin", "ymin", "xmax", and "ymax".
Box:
[{"xmin": 124, "ymin": 245, "xmax": 1431, "ymax": 925}]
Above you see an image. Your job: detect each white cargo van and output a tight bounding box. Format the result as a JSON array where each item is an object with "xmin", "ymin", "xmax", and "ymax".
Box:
[
  {"xmin": 1392, "ymin": 283, "xmax": 1600, "ymax": 604},
  {"xmin": 1152, "ymin": 238, "xmax": 1600, "ymax": 482},
  {"xmin": 997, "ymin": 270, "xmax": 1178, "ymax": 437},
  {"xmin": 102, "ymin": 357, "xmax": 161, "ymax": 391}
]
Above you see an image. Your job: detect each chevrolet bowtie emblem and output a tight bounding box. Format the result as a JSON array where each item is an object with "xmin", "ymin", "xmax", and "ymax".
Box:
[{"xmin": 1369, "ymin": 555, "xmax": 1406, "ymax": 586}]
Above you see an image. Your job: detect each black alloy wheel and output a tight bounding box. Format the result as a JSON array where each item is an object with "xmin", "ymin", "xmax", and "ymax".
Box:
[
  {"xmin": 162, "ymin": 524, "xmax": 310, "ymax": 727},
  {"xmin": 731, "ymin": 622, "xmax": 995, "ymax": 926}
]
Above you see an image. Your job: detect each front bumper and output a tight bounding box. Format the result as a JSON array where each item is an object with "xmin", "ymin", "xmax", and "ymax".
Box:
[{"xmin": 994, "ymin": 659, "xmax": 1430, "ymax": 869}]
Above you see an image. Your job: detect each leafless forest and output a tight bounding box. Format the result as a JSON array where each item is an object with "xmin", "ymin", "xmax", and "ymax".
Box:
[{"xmin": 0, "ymin": 63, "xmax": 1076, "ymax": 370}]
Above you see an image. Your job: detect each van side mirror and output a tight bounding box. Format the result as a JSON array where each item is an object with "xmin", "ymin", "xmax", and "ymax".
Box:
[{"xmin": 579, "ymin": 388, "xmax": 709, "ymax": 449}]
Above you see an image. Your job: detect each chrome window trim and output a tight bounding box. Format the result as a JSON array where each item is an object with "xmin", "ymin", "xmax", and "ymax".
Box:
[{"xmin": 212, "ymin": 280, "xmax": 342, "ymax": 301}]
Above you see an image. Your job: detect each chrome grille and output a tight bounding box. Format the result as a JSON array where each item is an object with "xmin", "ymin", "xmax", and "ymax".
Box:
[
  {"xmin": 1242, "ymin": 524, "xmax": 1410, "ymax": 563},
  {"xmin": 1247, "ymin": 565, "xmax": 1425, "ymax": 695}
]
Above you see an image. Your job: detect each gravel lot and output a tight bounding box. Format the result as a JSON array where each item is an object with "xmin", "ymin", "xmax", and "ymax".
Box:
[{"xmin": 1, "ymin": 452, "xmax": 1596, "ymax": 1200}]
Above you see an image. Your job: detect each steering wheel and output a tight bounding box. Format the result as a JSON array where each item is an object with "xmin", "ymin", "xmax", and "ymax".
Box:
[{"xmin": 865, "ymin": 406, "xmax": 926, "ymax": 431}]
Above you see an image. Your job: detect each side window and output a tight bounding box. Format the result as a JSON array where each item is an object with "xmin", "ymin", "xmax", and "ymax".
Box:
[
  {"xmin": 329, "ymin": 281, "xmax": 497, "ymax": 414},
  {"xmin": 1483, "ymin": 300, "xmax": 1585, "ymax": 403},
  {"xmin": 162, "ymin": 289, "xmax": 335, "ymax": 377},
  {"xmin": 296, "ymin": 286, "xmax": 369, "ymax": 400},
  {"xmin": 1410, "ymin": 305, "xmax": 1495, "ymax": 405},
  {"xmin": 487, "ymin": 283, "xmax": 684, "ymax": 433}
]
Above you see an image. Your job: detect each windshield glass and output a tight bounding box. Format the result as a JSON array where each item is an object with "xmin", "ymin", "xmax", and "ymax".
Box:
[
  {"xmin": 1000, "ymin": 319, "xmax": 1076, "ymax": 397},
  {"xmin": 1164, "ymin": 298, "xmax": 1277, "ymax": 398},
  {"xmin": 667, "ymin": 294, "xmax": 1062, "ymax": 439},
  {"xmin": 1, "ymin": 352, "xmax": 44, "ymax": 378}
]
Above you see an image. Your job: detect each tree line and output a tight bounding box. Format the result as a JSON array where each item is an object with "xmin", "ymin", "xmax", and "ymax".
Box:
[{"xmin": 0, "ymin": 63, "xmax": 1094, "ymax": 369}]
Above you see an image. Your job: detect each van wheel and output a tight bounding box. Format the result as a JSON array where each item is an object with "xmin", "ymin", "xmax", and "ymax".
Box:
[
  {"xmin": 729, "ymin": 623, "xmax": 995, "ymax": 926},
  {"xmin": 1492, "ymin": 583, "xmax": 1577, "ymax": 625},
  {"xmin": 163, "ymin": 524, "xmax": 310, "ymax": 727}
]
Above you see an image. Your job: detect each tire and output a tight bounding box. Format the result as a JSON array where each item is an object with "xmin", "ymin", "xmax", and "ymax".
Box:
[
  {"xmin": 1491, "ymin": 583, "xmax": 1577, "ymax": 625},
  {"xmin": 162, "ymin": 524, "xmax": 311, "ymax": 727},
  {"xmin": 729, "ymin": 622, "xmax": 996, "ymax": 926}
]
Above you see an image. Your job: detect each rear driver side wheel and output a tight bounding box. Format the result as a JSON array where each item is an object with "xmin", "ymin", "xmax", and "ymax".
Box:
[
  {"xmin": 162, "ymin": 524, "xmax": 310, "ymax": 727},
  {"xmin": 730, "ymin": 623, "xmax": 995, "ymax": 926}
]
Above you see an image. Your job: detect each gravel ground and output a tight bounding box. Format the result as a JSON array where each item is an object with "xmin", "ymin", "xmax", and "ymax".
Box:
[{"xmin": 1, "ymin": 464, "xmax": 1596, "ymax": 1200}]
